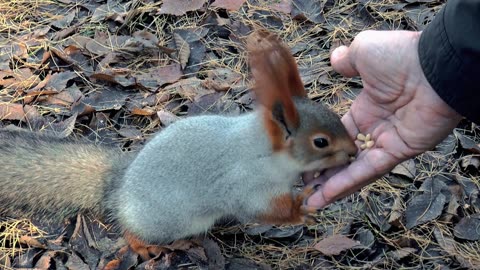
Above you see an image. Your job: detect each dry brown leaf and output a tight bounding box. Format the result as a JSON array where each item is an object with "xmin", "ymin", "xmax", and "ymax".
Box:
[
  {"xmin": 157, "ymin": 0, "xmax": 206, "ymax": 16},
  {"xmin": 35, "ymin": 251, "xmax": 56, "ymax": 269},
  {"xmin": 0, "ymin": 103, "xmax": 27, "ymax": 121},
  {"xmin": 174, "ymin": 33, "xmax": 190, "ymax": 70},
  {"xmin": 391, "ymin": 159, "xmax": 416, "ymax": 179},
  {"xmin": 461, "ymin": 155, "xmax": 480, "ymax": 170},
  {"xmin": 212, "ymin": 0, "xmax": 247, "ymax": 11},
  {"xmin": 157, "ymin": 110, "xmax": 179, "ymax": 126},
  {"xmin": 19, "ymin": 235, "xmax": 46, "ymax": 249},
  {"xmin": 91, "ymin": 69, "xmax": 136, "ymax": 87},
  {"xmin": 272, "ymin": 0, "xmax": 292, "ymax": 13},
  {"xmin": 454, "ymin": 129, "xmax": 480, "ymax": 154},
  {"xmin": 163, "ymin": 77, "xmax": 214, "ymax": 100},
  {"xmin": 203, "ymin": 68, "xmax": 242, "ymax": 91},
  {"xmin": 434, "ymin": 228, "xmax": 480, "ymax": 268},
  {"xmin": 135, "ymin": 64, "xmax": 183, "ymax": 91},
  {"xmin": 29, "ymin": 71, "xmax": 77, "ymax": 95},
  {"xmin": 387, "ymin": 247, "xmax": 416, "ymax": 260},
  {"xmin": 454, "ymin": 216, "xmax": 480, "ymax": 241},
  {"xmin": 291, "ymin": 0, "xmax": 325, "ymax": 23},
  {"xmin": 130, "ymin": 107, "xmax": 156, "ymax": 116},
  {"xmin": 51, "ymin": 23, "xmax": 80, "ymax": 41},
  {"xmin": 51, "ymin": 10, "xmax": 76, "ymax": 29},
  {"xmin": 441, "ymin": 194, "xmax": 460, "ymax": 222},
  {"xmin": 165, "ymin": 239, "xmax": 197, "ymax": 251},
  {"xmin": 388, "ymin": 196, "xmax": 404, "ymax": 227},
  {"xmin": 0, "ymin": 68, "xmax": 39, "ymax": 90},
  {"xmin": 314, "ymin": 235, "xmax": 364, "ymax": 256},
  {"xmin": 405, "ymin": 178, "xmax": 448, "ymax": 229}
]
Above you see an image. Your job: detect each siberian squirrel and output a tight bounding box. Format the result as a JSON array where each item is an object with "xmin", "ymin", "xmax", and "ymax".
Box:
[{"xmin": 0, "ymin": 29, "xmax": 357, "ymax": 260}]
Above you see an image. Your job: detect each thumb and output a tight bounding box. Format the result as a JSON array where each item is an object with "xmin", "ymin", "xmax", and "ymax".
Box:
[{"xmin": 330, "ymin": 45, "xmax": 359, "ymax": 78}]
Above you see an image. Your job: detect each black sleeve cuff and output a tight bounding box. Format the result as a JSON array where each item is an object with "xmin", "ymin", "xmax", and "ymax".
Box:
[{"xmin": 418, "ymin": 0, "xmax": 480, "ymax": 124}]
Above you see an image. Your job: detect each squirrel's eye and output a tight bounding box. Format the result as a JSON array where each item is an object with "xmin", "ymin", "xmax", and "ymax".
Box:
[{"xmin": 313, "ymin": 137, "xmax": 329, "ymax": 148}]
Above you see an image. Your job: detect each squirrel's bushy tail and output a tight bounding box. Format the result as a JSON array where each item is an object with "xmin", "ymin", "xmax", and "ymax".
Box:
[{"xmin": 0, "ymin": 129, "xmax": 131, "ymax": 221}]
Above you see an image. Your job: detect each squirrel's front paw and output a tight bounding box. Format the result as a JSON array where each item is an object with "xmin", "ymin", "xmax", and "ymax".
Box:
[{"xmin": 298, "ymin": 184, "xmax": 321, "ymax": 225}]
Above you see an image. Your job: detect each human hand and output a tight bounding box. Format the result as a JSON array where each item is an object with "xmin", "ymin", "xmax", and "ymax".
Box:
[{"xmin": 307, "ymin": 30, "xmax": 462, "ymax": 208}]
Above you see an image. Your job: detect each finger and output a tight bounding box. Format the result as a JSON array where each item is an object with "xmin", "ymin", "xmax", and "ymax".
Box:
[
  {"xmin": 341, "ymin": 111, "xmax": 360, "ymax": 141},
  {"xmin": 330, "ymin": 46, "xmax": 359, "ymax": 78},
  {"xmin": 307, "ymin": 149, "xmax": 398, "ymax": 208}
]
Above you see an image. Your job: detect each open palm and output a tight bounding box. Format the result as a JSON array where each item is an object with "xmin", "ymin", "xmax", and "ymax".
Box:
[{"xmin": 307, "ymin": 30, "xmax": 462, "ymax": 208}]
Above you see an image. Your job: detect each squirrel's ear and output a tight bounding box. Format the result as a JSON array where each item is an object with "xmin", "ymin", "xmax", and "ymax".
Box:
[{"xmin": 247, "ymin": 29, "xmax": 306, "ymax": 151}]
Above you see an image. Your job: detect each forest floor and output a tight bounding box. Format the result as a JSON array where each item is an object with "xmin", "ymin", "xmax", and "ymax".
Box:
[{"xmin": 1, "ymin": 0, "xmax": 480, "ymax": 269}]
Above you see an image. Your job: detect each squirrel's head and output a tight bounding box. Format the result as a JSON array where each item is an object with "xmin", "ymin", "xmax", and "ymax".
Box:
[{"xmin": 246, "ymin": 29, "xmax": 357, "ymax": 176}]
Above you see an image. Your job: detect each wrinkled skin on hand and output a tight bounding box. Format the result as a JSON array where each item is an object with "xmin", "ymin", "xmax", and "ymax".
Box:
[{"xmin": 307, "ymin": 30, "xmax": 462, "ymax": 208}]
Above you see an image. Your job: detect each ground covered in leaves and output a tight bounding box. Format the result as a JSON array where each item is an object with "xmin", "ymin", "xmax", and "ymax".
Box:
[{"xmin": 1, "ymin": 0, "xmax": 480, "ymax": 269}]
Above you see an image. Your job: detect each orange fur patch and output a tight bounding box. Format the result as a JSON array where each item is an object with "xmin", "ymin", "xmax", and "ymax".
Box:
[
  {"xmin": 257, "ymin": 186, "xmax": 317, "ymax": 225},
  {"xmin": 246, "ymin": 29, "xmax": 307, "ymax": 151}
]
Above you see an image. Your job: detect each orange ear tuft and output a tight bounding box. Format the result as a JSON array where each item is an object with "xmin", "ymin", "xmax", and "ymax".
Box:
[{"xmin": 246, "ymin": 29, "xmax": 306, "ymax": 151}]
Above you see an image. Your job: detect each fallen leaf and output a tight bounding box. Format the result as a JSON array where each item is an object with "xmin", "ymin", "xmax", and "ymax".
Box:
[
  {"xmin": 45, "ymin": 113, "xmax": 78, "ymax": 138},
  {"xmin": 0, "ymin": 68, "xmax": 40, "ymax": 90},
  {"xmin": 174, "ymin": 33, "xmax": 190, "ymax": 70},
  {"xmin": 51, "ymin": 10, "xmax": 76, "ymax": 29},
  {"xmin": 14, "ymin": 249, "xmax": 39, "ymax": 268},
  {"xmin": 354, "ymin": 228, "xmax": 375, "ymax": 247},
  {"xmin": 117, "ymin": 127, "xmax": 143, "ymax": 139},
  {"xmin": 226, "ymin": 258, "xmax": 271, "ymax": 270},
  {"xmin": 405, "ymin": 178, "xmax": 449, "ymax": 229},
  {"xmin": 454, "ymin": 129, "xmax": 480, "ymax": 154},
  {"xmin": 202, "ymin": 238, "xmax": 225, "ymax": 269},
  {"xmin": 0, "ymin": 103, "xmax": 38, "ymax": 121},
  {"xmin": 173, "ymin": 28, "xmax": 208, "ymax": 73},
  {"xmin": 454, "ymin": 216, "xmax": 480, "ymax": 241},
  {"xmin": 187, "ymin": 92, "xmax": 240, "ymax": 115},
  {"xmin": 90, "ymin": 69, "xmax": 136, "ymax": 87},
  {"xmin": 19, "ymin": 235, "xmax": 47, "ymax": 249},
  {"xmin": 203, "ymin": 68, "xmax": 242, "ymax": 91},
  {"xmin": 91, "ymin": 2, "xmax": 127, "ymax": 23},
  {"xmin": 434, "ymin": 228, "xmax": 480, "ymax": 268},
  {"xmin": 387, "ymin": 247, "xmax": 417, "ymax": 260},
  {"xmin": 50, "ymin": 45, "xmax": 94, "ymax": 75},
  {"xmin": 166, "ymin": 239, "xmax": 197, "ymax": 251},
  {"xmin": 69, "ymin": 215, "xmax": 101, "ymax": 269},
  {"xmin": 51, "ymin": 23, "xmax": 80, "ymax": 41},
  {"xmin": 29, "ymin": 71, "xmax": 77, "ymax": 95},
  {"xmin": 391, "ymin": 159, "xmax": 416, "ymax": 179},
  {"xmin": 460, "ymin": 155, "xmax": 480, "ymax": 170},
  {"xmin": 65, "ymin": 252, "xmax": 90, "ymax": 270},
  {"xmin": 263, "ymin": 226, "xmax": 303, "ymax": 239},
  {"xmin": 130, "ymin": 107, "xmax": 156, "ymax": 116},
  {"xmin": 291, "ymin": 0, "xmax": 325, "ymax": 23},
  {"xmin": 34, "ymin": 251, "xmax": 56, "ymax": 269},
  {"xmin": 272, "ymin": 0, "xmax": 292, "ymax": 14},
  {"xmin": 163, "ymin": 77, "xmax": 215, "ymax": 100},
  {"xmin": 388, "ymin": 196, "xmax": 404, "ymax": 227},
  {"xmin": 157, "ymin": 0, "xmax": 206, "ymax": 16},
  {"xmin": 135, "ymin": 63, "xmax": 183, "ymax": 91},
  {"xmin": 314, "ymin": 235, "xmax": 364, "ymax": 256},
  {"xmin": 436, "ymin": 133, "xmax": 457, "ymax": 155},
  {"xmin": 82, "ymin": 88, "xmax": 130, "ymax": 111},
  {"xmin": 212, "ymin": 0, "xmax": 247, "ymax": 11},
  {"xmin": 157, "ymin": 110, "xmax": 179, "ymax": 126},
  {"xmin": 442, "ymin": 192, "xmax": 460, "ymax": 222},
  {"xmin": 365, "ymin": 193, "xmax": 393, "ymax": 232}
]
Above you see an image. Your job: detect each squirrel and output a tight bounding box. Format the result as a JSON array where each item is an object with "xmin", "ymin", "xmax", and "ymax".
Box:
[{"xmin": 0, "ymin": 29, "xmax": 357, "ymax": 260}]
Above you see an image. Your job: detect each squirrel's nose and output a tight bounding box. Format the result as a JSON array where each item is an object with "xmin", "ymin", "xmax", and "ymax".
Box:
[{"xmin": 343, "ymin": 138, "xmax": 358, "ymax": 159}]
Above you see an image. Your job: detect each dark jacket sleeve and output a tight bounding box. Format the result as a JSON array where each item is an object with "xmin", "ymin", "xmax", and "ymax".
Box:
[{"xmin": 418, "ymin": 0, "xmax": 480, "ymax": 124}]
